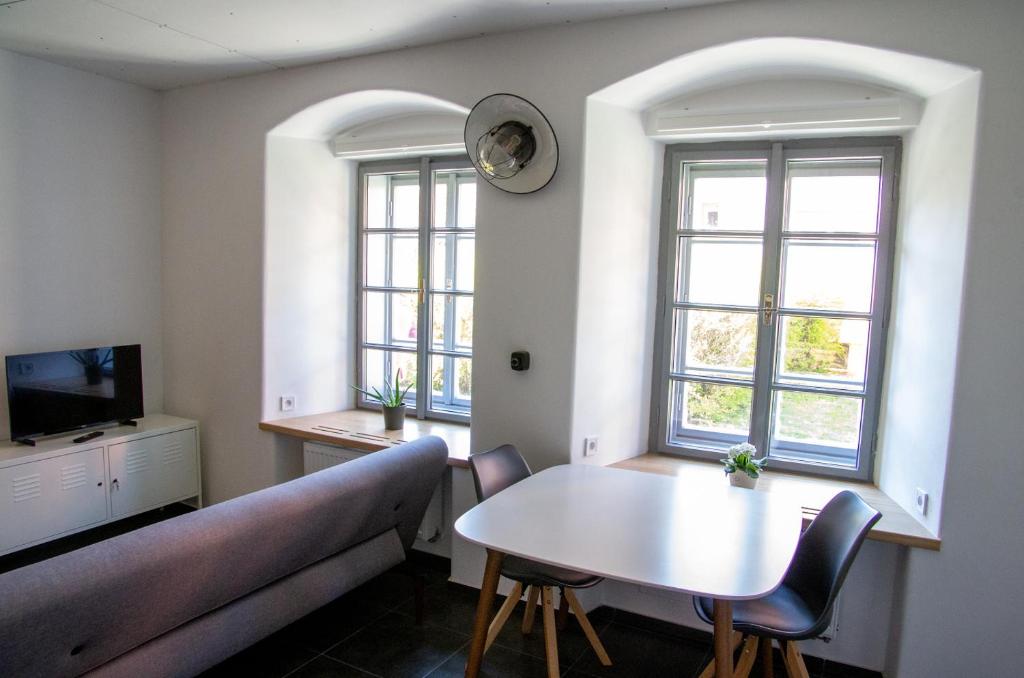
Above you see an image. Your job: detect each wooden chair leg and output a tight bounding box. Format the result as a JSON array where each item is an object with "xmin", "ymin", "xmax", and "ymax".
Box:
[
  {"xmin": 782, "ymin": 641, "xmax": 810, "ymax": 678},
  {"xmin": 541, "ymin": 587, "xmax": 560, "ymax": 678},
  {"xmin": 562, "ymin": 588, "xmax": 612, "ymax": 666},
  {"xmin": 466, "ymin": 550, "xmax": 504, "ymax": 678},
  {"xmin": 485, "ymin": 582, "xmax": 523, "ymax": 653},
  {"xmin": 556, "ymin": 587, "xmax": 570, "ymax": 631},
  {"xmin": 735, "ymin": 635, "xmax": 758, "ymax": 678},
  {"xmin": 698, "ymin": 631, "xmax": 746, "ymax": 678},
  {"xmin": 760, "ymin": 637, "xmax": 774, "ymax": 678},
  {"xmin": 522, "ymin": 585, "xmax": 540, "ymax": 634}
]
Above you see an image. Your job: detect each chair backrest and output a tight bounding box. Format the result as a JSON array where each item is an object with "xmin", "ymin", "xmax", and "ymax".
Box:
[
  {"xmin": 469, "ymin": 443, "xmax": 532, "ymax": 502},
  {"xmin": 784, "ymin": 490, "xmax": 882, "ymax": 635}
]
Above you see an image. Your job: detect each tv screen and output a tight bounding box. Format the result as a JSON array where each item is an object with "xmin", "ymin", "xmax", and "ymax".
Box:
[{"xmin": 6, "ymin": 344, "xmax": 143, "ymax": 441}]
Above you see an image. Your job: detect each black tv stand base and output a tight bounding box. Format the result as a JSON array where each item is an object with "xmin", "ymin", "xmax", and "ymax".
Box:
[
  {"xmin": 119, "ymin": 419, "xmax": 139, "ymax": 427},
  {"xmin": 14, "ymin": 437, "xmax": 36, "ymax": 447}
]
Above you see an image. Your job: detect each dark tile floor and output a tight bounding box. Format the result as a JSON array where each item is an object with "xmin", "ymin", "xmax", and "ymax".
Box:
[
  {"xmin": 202, "ymin": 554, "xmax": 882, "ymax": 678},
  {"xmin": 0, "ymin": 507, "xmax": 881, "ymax": 678}
]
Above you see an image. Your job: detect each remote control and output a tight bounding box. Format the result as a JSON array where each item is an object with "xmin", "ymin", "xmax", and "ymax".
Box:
[{"xmin": 73, "ymin": 431, "xmax": 105, "ymax": 444}]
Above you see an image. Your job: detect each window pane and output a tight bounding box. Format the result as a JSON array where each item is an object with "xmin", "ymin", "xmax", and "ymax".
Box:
[
  {"xmin": 672, "ymin": 309, "xmax": 757, "ymax": 380},
  {"xmin": 429, "ymin": 354, "xmax": 471, "ymax": 412},
  {"xmin": 455, "ymin": 296, "xmax": 473, "ymax": 349},
  {"xmin": 684, "ymin": 162, "xmax": 766, "ymax": 231},
  {"xmin": 786, "ymin": 159, "xmax": 881, "ymax": 233},
  {"xmin": 392, "ymin": 180, "xmax": 420, "ymax": 229},
  {"xmin": 433, "ymin": 180, "xmax": 448, "ymax": 228},
  {"xmin": 433, "ymin": 171, "xmax": 476, "ymax": 230},
  {"xmin": 455, "ymin": 356, "xmax": 472, "ymax": 401},
  {"xmin": 456, "ymin": 236, "xmax": 475, "ymax": 291},
  {"xmin": 669, "ymin": 379, "xmax": 752, "ymax": 442},
  {"xmin": 781, "ymin": 240, "xmax": 875, "ymax": 312},
  {"xmin": 770, "ymin": 391, "xmax": 862, "ymax": 466},
  {"xmin": 362, "ymin": 348, "xmax": 417, "ymax": 408},
  {"xmin": 431, "ymin": 235, "xmax": 449, "ymax": 289},
  {"xmin": 431, "ymin": 295, "xmax": 473, "ymax": 353},
  {"xmin": 677, "ymin": 237, "xmax": 763, "ymax": 306},
  {"xmin": 457, "ymin": 180, "xmax": 476, "ymax": 229},
  {"xmin": 777, "ymin": 316, "xmax": 869, "ymax": 392},
  {"xmin": 364, "ymin": 234, "xmax": 418, "ymax": 288},
  {"xmin": 431, "ymin": 234, "xmax": 475, "ymax": 292},
  {"xmin": 364, "ymin": 291, "xmax": 418, "ymax": 349},
  {"xmin": 366, "ymin": 175, "xmax": 388, "ymax": 229}
]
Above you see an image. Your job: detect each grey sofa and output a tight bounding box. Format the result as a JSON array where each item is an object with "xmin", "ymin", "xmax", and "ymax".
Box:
[{"xmin": 0, "ymin": 435, "xmax": 449, "ymax": 678}]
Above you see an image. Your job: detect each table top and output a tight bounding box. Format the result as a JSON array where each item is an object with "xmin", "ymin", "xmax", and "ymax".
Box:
[
  {"xmin": 611, "ymin": 453, "xmax": 939, "ymax": 550},
  {"xmin": 455, "ymin": 464, "xmax": 803, "ymax": 601},
  {"xmin": 259, "ymin": 409, "xmax": 471, "ymax": 468}
]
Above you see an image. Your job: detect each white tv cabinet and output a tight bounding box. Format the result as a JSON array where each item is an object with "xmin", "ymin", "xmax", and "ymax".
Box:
[{"xmin": 0, "ymin": 414, "xmax": 201, "ymax": 556}]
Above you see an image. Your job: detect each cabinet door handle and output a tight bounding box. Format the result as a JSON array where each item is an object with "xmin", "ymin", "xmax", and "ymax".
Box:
[{"xmin": 111, "ymin": 478, "xmax": 119, "ymax": 492}]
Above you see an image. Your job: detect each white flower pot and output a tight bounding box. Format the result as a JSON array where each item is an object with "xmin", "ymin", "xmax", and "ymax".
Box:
[{"xmin": 729, "ymin": 472, "xmax": 758, "ymax": 489}]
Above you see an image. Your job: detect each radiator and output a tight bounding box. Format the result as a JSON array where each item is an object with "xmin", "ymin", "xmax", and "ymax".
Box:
[{"xmin": 302, "ymin": 442, "xmax": 445, "ymax": 543}]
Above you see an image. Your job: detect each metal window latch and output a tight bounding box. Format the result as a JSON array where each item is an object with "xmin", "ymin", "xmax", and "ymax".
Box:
[{"xmin": 762, "ymin": 293, "xmax": 775, "ymax": 326}]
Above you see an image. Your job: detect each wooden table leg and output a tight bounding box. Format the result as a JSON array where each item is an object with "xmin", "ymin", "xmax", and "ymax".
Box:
[
  {"xmin": 713, "ymin": 599, "xmax": 734, "ymax": 678},
  {"xmin": 466, "ymin": 549, "xmax": 504, "ymax": 678}
]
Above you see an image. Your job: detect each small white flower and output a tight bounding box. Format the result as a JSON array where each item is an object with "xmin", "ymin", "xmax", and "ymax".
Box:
[{"xmin": 727, "ymin": 442, "xmax": 757, "ymax": 458}]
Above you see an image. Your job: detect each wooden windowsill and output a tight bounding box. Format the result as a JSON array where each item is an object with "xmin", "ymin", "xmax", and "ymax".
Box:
[
  {"xmin": 610, "ymin": 453, "xmax": 940, "ymax": 550},
  {"xmin": 259, "ymin": 408, "xmax": 471, "ymax": 468}
]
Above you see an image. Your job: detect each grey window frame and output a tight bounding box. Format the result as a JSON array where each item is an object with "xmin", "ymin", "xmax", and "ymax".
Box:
[
  {"xmin": 356, "ymin": 155, "xmax": 474, "ymax": 424},
  {"xmin": 650, "ymin": 138, "xmax": 901, "ymax": 481}
]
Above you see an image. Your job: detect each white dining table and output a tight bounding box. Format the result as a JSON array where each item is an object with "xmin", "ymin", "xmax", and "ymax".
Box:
[{"xmin": 454, "ymin": 464, "xmax": 803, "ymax": 678}]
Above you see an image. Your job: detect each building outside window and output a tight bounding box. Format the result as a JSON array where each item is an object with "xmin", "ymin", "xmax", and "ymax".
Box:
[
  {"xmin": 652, "ymin": 139, "xmax": 900, "ymax": 480},
  {"xmin": 358, "ymin": 157, "xmax": 475, "ymax": 422}
]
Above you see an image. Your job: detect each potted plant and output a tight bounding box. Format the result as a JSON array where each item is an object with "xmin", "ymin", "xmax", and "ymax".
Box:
[
  {"xmin": 722, "ymin": 442, "xmax": 767, "ymax": 489},
  {"xmin": 353, "ymin": 370, "xmax": 412, "ymax": 431}
]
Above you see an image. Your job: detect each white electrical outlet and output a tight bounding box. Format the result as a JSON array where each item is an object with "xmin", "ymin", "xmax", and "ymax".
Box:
[
  {"xmin": 280, "ymin": 395, "xmax": 296, "ymax": 412},
  {"xmin": 583, "ymin": 436, "xmax": 599, "ymax": 457},
  {"xmin": 914, "ymin": 488, "xmax": 928, "ymax": 516}
]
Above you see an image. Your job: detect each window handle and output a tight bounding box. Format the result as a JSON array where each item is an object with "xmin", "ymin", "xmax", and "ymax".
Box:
[
  {"xmin": 762, "ymin": 294, "xmax": 775, "ymax": 326},
  {"xmin": 418, "ymin": 278, "xmax": 426, "ymax": 305}
]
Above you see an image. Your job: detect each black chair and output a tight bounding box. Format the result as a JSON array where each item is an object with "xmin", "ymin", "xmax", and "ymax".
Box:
[
  {"xmin": 693, "ymin": 490, "xmax": 881, "ymax": 678},
  {"xmin": 468, "ymin": 444, "xmax": 612, "ymax": 675}
]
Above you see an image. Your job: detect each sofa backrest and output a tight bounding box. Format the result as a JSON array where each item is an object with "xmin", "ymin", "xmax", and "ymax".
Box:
[{"xmin": 0, "ymin": 435, "xmax": 448, "ymax": 678}]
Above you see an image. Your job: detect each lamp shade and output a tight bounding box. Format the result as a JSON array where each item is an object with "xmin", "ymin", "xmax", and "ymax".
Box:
[{"xmin": 464, "ymin": 93, "xmax": 558, "ymax": 194}]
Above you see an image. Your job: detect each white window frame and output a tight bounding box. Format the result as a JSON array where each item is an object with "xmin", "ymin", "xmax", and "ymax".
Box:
[
  {"xmin": 356, "ymin": 156, "xmax": 475, "ymax": 423},
  {"xmin": 650, "ymin": 138, "xmax": 900, "ymax": 480}
]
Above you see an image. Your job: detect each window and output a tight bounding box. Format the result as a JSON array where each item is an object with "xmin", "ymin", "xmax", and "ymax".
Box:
[
  {"xmin": 357, "ymin": 157, "xmax": 476, "ymax": 422},
  {"xmin": 652, "ymin": 139, "xmax": 899, "ymax": 479}
]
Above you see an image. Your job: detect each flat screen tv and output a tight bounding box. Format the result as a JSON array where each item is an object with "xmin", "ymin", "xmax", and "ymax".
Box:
[{"xmin": 6, "ymin": 344, "xmax": 143, "ymax": 442}]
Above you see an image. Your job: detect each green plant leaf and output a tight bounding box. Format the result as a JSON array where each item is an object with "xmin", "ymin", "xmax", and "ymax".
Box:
[{"xmin": 352, "ymin": 385, "xmax": 383, "ymax": 403}]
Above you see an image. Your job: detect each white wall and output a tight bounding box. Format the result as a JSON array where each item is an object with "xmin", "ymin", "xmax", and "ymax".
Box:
[
  {"xmin": 159, "ymin": 0, "xmax": 1024, "ymax": 674},
  {"xmin": 162, "ymin": 41, "xmax": 587, "ymax": 505},
  {"xmin": 571, "ymin": 100, "xmax": 662, "ymax": 465},
  {"xmin": 888, "ymin": 45, "xmax": 1024, "ymax": 675},
  {"xmin": 0, "ymin": 48, "xmax": 163, "ymax": 439},
  {"xmin": 263, "ymin": 136, "xmax": 353, "ymax": 422},
  {"xmin": 877, "ymin": 75, "xmax": 981, "ymax": 536},
  {"xmin": 259, "ymin": 136, "xmax": 355, "ymax": 482}
]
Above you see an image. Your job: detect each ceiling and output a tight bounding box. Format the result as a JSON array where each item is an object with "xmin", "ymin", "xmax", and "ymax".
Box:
[{"xmin": 0, "ymin": 0, "xmax": 731, "ymax": 90}]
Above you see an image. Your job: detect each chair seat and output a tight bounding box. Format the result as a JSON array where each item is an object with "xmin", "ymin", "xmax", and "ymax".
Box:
[
  {"xmin": 501, "ymin": 555, "xmax": 602, "ymax": 588},
  {"xmin": 694, "ymin": 585, "xmax": 821, "ymax": 640}
]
